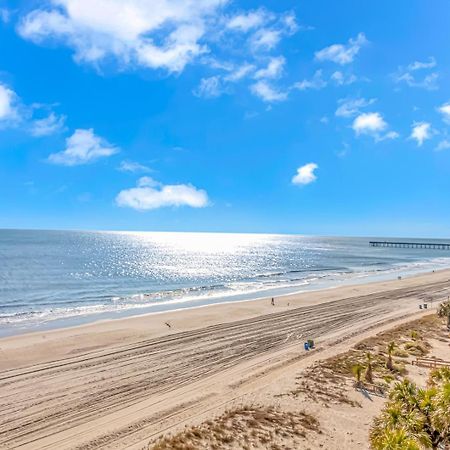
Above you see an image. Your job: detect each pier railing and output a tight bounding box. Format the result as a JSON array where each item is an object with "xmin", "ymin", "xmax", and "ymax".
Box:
[{"xmin": 369, "ymin": 241, "xmax": 450, "ymax": 250}]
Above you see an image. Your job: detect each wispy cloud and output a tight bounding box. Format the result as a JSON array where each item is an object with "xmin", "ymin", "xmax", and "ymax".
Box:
[
  {"xmin": 292, "ymin": 163, "xmax": 318, "ymax": 185},
  {"xmin": 248, "ymin": 12, "xmax": 297, "ymax": 53},
  {"xmin": 254, "ymin": 56, "xmax": 285, "ymax": 79},
  {"xmin": 292, "ymin": 70, "xmax": 361, "ymax": 93},
  {"xmin": 250, "ymin": 80, "xmax": 287, "ymax": 102},
  {"xmin": 315, "ymin": 33, "xmax": 368, "ymax": 65},
  {"xmin": 116, "ymin": 177, "xmax": 209, "ymax": 210},
  {"xmin": 226, "ymin": 9, "xmax": 271, "ymax": 32},
  {"xmin": 250, "ymin": 28, "xmax": 281, "ymax": 51},
  {"xmin": 118, "ymin": 160, "xmax": 152, "ymax": 173},
  {"xmin": 0, "ymin": 80, "xmax": 67, "ymax": 136},
  {"xmin": 435, "ymin": 139, "xmax": 450, "ymax": 152},
  {"xmin": 394, "ymin": 72, "xmax": 438, "ymax": 90},
  {"xmin": 335, "ymin": 142, "xmax": 350, "ymax": 158},
  {"xmin": 293, "ymin": 70, "xmax": 326, "ymax": 90},
  {"xmin": 48, "ymin": 129, "xmax": 119, "ymax": 166},
  {"xmin": 335, "ymin": 97, "xmax": 376, "ymax": 118},
  {"xmin": 193, "ymin": 76, "xmax": 225, "ymax": 99},
  {"xmin": 407, "ymin": 57, "xmax": 437, "ymax": 71},
  {"xmin": 330, "ymin": 71, "xmax": 357, "ymax": 86},
  {"xmin": 224, "ymin": 63, "xmax": 255, "ymax": 82},
  {"xmin": 30, "ymin": 112, "xmax": 66, "ymax": 137},
  {"xmin": 392, "ymin": 57, "xmax": 439, "ymax": 90}
]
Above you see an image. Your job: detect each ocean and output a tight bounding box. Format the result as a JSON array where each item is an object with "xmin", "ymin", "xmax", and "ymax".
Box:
[{"xmin": 1, "ymin": 229, "xmax": 449, "ymax": 336}]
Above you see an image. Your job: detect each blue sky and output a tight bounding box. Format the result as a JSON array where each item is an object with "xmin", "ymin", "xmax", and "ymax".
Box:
[{"xmin": 0, "ymin": 0, "xmax": 450, "ymax": 237}]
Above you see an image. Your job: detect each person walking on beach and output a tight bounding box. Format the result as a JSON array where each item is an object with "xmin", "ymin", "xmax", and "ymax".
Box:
[{"xmin": 271, "ymin": 297, "xmax": 275, "ymax": 306}]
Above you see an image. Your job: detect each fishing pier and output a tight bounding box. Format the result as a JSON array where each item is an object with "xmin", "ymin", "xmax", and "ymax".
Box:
[{"xmin": 369, "ymin": 241, "xmax": 450, "ymax": 250}]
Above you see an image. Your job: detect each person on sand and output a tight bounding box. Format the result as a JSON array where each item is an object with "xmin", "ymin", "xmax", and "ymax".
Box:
[{"xmin": 271, "ymin": 298, "xmax": 275, "ymax": 306}]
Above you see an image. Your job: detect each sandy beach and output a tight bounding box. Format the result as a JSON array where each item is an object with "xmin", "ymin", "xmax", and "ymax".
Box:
[{"xmin": 0, "ymin": 269, "xmax": 449, "ymax": 449}]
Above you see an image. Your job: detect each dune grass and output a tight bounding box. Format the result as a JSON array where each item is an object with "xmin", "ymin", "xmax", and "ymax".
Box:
[{"xmin": 148, "ymin": 406, "xmax": 320, "ymax": 450}]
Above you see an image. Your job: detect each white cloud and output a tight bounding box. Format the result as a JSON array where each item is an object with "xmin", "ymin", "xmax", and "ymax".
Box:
[
  {"xmin": 330, "ymin": 71, "xmax": 357, "ymax": 86},
  {"xmin": 17, "ymin": 1, "xmax": 300, "ymax": 105},
  {"xmin": 281, "ymin": 12, "xmax": 298, "ymax": 34},
  {"xmin": 378, "ymin": 131, "xmax": 399, "ymax": 141},
  {"xmin": 250, "ymin": 80, "xmax": 287, "ymax": 102},
  {"xmin": 247, "ymin": 11, "xmax": 297, "ymax": 52},
  {"xmin": 194, "ymin": 56, "xmax": 286, "ymax": 99},
  {"xmin": 254, "ymin": 56, "xmax": 285, "ymax": 79},
  {"xmin": 250, "ymin": 28, "xmax": 281, "ymax": 51},
  {"xmin": 438, "ymin": 102, "xmax": 450, "ymax": 124},
  {"xmin": 30, "ymin": 112, "xmax": 66, "ymax": 136},
  {"xmin": 393, "ymin": 58, "xmax": 439, "ymax": 90},
  {"xmin": 195, "ymin": 62, "xmax": 256, "ymax": 96},
  {"xmin": 352, "ymin": 112, "xmax": 398, "ymax": 141},
  {"xmin": 193, "ymin": 76, "xmax": 224, "ymax": 98},
  {"xmin": 224, "ymin": 63, "xmax": 255, "ymax": 82},
  {"xmin": 18, "ymin": 0, "xmax": 227, "ymax": 73},
  {"xmin": 407, "ymin": 57, "xmax": 436, "ymax": 71},
  {"xmin": 226, "ymin": 9, "xmax": 270, "ymax": 32},
  {"xmin": 0, "ymin": 81, "xmax": 66, "ymax": 134},
  {"xmin": 315, "ymin": 33, "xmax": 368, "ymax": 65},
  {"xmin": 48, "ymin": 128, "xmax": 119, "ymax": 166},
  {"xmin": 293, "ymin": 70, "xmax": 326, "ymax": 90},
  {"xmin": 18, "ymin": 1, "xmax": 298, "ymax": 77},
  {"xmin": 352, "ymin": 112, "xmax": 387, "ymax": 134},
  {"xmin": 335, "ymin": 97, "xmax": 376, "ymax": 118},
  {"xmin": 436, "ymin": 140, "xmax": 450, "ymax": 152},
  {"xmin": 410, "ymin": 122, "xmax": 432, "ymax": 146},
  {"xmin": 116, "ymin": 177, "xmax": 209, "ymax": 210},
  {"xmin": 118, "ymin": 160, "xmax": 151, "ymax": 173},
  {"xmin": 136, "ymin": 176, "xmax": 160, "ymax": 187},
  {"xmin": 0, "ymin": 82, "xmax": 20, "ymax": 125},
  {"xmin": 394, "ymin": 72, "xmax": 439, "ymax": 90},
  {"xmin": 292, "ymin": 163, "xmax": 318, "ymax": 185}
]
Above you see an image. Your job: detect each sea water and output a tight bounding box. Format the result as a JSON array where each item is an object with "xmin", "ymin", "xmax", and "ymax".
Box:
[{"xmin": 1, "ymin": 229, "xmax": 449, "ymax": 335}]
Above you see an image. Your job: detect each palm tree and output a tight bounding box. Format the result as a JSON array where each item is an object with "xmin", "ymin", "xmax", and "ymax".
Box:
[
  {"xmin": 437, "ymin": 300, "xmax": 450, "ymax": 329},
  {"xmin": 370, "ymin": 370, "xmax": 450, "ymax": 450},
  {"xmin": 370, "ymin": 427, "xmax": 422, "ymax": 450},
  {"xmin": 352, "ymin": 363, "xmax": 364, "ymax": 388},
  {"xmin": 389, "ymin": 379, "xmax": 419, "ymax": 409},
  {"xmin": 365, "ymin": 352, "xmax": 374, "ymax": 384},
  {"xmin": 430, "ymin": 381, "xmax": 450, "ymax": 446},
  {"xmin": 437, "ymin": 300, "xmax": 450, "ymax": 318},
  {"xmin": 387, "ymin": 342, "xmax": 395, "ymax": 371},
  {"xmin": 429, "ymin": 367, "xmax": 450, "ymax": 386}
]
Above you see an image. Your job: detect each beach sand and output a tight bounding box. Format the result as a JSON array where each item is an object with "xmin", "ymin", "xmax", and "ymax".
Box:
[{"xmin": 0, "ymin": 269, "xmax": 449, "ymax": 449}]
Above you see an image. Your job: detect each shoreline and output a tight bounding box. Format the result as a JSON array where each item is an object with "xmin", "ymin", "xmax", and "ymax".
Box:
[
  {"xmin": 1, "ymin": 267, "xmax": 449, "ymax": 370},
  {"xmin": 2, "ymin": 258, "xmax": 449, "ymax": 339},
  {"xmin": 1, "ymin": 269, "xmax": 449, "ymax": 449}
]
